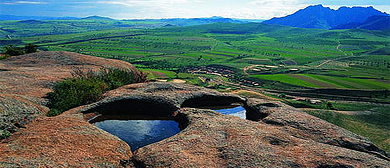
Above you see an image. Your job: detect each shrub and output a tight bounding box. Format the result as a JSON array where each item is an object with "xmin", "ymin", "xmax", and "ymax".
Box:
[
  {"xmin": 3, "ymin": 44, "xmax": 39, "ymax": 56},
  {"xmin": 1, "ymin": 130, "xmax": 11, "ymax": 139},
  {"xmin": 0, "ymin": 54, "xmax": 9, "ymax": 60},
  {"xmin": 4, "ymin": 45, "xmax": 24, "ymax": 56},
  {"xmin": 47, "ymin": 109, "xmax": 62, "ymax": 117},
  {"xmin": 47, "ymin": 77, "xmax": 107, "ymax": 113},
  {"xmin": 25, "ymin": 43, "xmax": 38, "ymax": 54},
  {"xmin": 46, "ymin": 67, "xmax": 148, "ymax": 116}
]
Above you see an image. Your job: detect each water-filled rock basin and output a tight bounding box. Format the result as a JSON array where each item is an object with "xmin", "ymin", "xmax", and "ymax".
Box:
[
  {"xmin": 92, "ymin": 117, "xmax": 180, "ymax": 152},
  {"xmin": 214, "ymin": 106, "xmax": 246, "ymax": 119},
  {"xmin": 196, "ymin": 104, "xmax": 246, "ymax": 119}
]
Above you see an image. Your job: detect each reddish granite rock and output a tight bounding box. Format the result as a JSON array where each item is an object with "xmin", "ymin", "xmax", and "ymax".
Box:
[
  {"xmin": 0, "ymin": 114, "xmax": 132, "ymax": 168},
  {"xmin": 0, "ymin": 51, "xmax": 138, "ymax": 167},
  {"xmin": 0, "ymin": 51, "xmax": 136, "ymax": 98},
  {"xmin": 0, "ymin": 52, "xmax": 389, "ymax": 167},
  {"xmin": 0, "ymin": 51, "xmax": 137, "ymax": 137},
  {"xmin": 134, "ymin": 108, "xmax": 389, "ymax": 167}
]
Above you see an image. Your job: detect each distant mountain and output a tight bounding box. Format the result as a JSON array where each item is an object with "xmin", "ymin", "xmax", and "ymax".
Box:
[
  {"xmin": 142, "ymin": 16, "xmax": 243, "ymax": 26},
  {"xmin": 122, "ymin": 16, "xmax": 243, "ymax": 26},
  {"xmin": 263, "ymin": 4, "xmax": 389, "ymax": 29},
  {"xmin": 0, "ymin": 15, "xmax": 79, "ymax": 21},
  {"xmin": 17, "ymin": 20, "xmax": 48, "ymax": 24},
  {"xmin": 81, "ymin": 16, "xmax": 115, "ymax": 20},
  {"xmin": 235, "ymin": 19, "xmax": 265, "ymax": 23},
  {"xmin": 333, "ymin": 15, "xmax": 390, "ymax": 30}
]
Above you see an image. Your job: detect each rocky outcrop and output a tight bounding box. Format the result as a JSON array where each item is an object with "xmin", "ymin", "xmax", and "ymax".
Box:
[
  {"xmin": 0, "ymin": 51, "xmax": 135, "ymax": 98},
  {"xmin": 0, "ymin": 114, "xmax": 133, "ymax": 168},
  {"xmin": 67, "ymin": 82, "xmax": 245, "ymax": 118},
  {"xmin": 0, "ymin": 52, "xmax": 389, "ymax": 167},
  {"xmin": 134, "ymin": 108, "xmax": 389, "ymax": 167},
  {"xmin": 245, "ymin": 98, "xmax": 390, "ymax": 161},
  {"xmin": 0, "ymin": 51, "xmax": 137, "ymax": 138},
  {"xmin": 0, "ymin": 94, "xmax": 47, "ymax": 134}
]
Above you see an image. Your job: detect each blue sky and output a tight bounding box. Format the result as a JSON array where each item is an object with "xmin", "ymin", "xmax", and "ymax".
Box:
[{"xmin": 1, "ymin": 0, "xmax": 389, "ymax": 19}]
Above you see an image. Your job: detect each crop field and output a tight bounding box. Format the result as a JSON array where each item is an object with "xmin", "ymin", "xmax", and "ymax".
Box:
[
  {"xmin": 1, "ymin": 20, "xmax": 390, "ymax": 92},
  {"xmin": 251, "ymin": 74, "xmax": 390, "ymax": 89}
]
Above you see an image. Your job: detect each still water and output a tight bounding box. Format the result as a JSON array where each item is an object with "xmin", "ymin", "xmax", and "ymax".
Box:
[
  {"xmin": 214, "ymin": 106, "xmax": 246, "ymax": 119},
  {"xmin": 93, "ymin": 105, "xmax": 245, "ymax": 151},
  {"xmin": 94, "ymin": 119, "xmax": 180, "ymax": 152}
]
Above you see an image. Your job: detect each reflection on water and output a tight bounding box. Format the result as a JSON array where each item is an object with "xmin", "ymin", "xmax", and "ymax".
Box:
[
  {"xmin": 214, "ymin": 106, "xmax": 246, "ymax": 119},
  {"xmin": 94, "ymin": 119, "xmax": 180, "ymax": 152}
]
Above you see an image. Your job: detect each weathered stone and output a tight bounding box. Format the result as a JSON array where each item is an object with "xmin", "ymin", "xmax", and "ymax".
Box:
[
  {"xmin": 0, "ymin": 94, "xmax": 47, "ymax": 134},
  {"xmin": 67, "ymin": 82, "xmax": 245, "ymax": 116},
  {"xmin": 0, "ymin": 51, "xmax": 389, "ymax": 167},
  {"xmin": 134, "ymin": 108, "xmax": 389, "ymax": 167},
  {"xmin": 0, "ymin": 51, "xmax": 137, "ymax": 137},
  {"xmin": 246, "ymin": 98, "xmax": 389, "ymax": 160},
  {"xmin": 0, "ymin": 114, "xmax": 132, "ymax": 168}
]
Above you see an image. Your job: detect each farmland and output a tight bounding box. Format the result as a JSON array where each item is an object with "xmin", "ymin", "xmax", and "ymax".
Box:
[
  {"xmin": 1, "ymin": 20, "xmax": 389, "ymax": 92},
  {"xmin": 1, "ymin": 18, "xmax": 390, "ymax": 152}
]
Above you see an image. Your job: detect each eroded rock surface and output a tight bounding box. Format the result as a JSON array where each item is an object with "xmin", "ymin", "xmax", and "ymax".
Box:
[
  {"xmin": 0, "ymin": 51, "xmax": 135, "ymax": 98},
  {"xmin": 0, "ymin": 114, "xmax": 132, "ymax": 168},
  {"xmin": 0, "ymin": 94, "xmax": 48, "ymax": 134},
  {"xmin": 0, "ymin": 52, "xmax": 389, "ymax": 167},
  {"xmin": 0, "ymin": 51, "xmax": 136, "ymax": 137},
  {"xmin": 135, "ymin": 108, "xmax": 389, "ymax": 167},
  {"xmin": 70, "ymin": 83, "xmax": 388, "ymax": 167},
  {"xmin": 67, "ymin": 82, "xmax": 245, "ymax": 118}
]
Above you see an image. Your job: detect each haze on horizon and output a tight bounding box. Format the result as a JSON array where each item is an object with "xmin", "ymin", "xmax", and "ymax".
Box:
[{"xmin": 1, "ymin": 0, "xmax": 390, "ymax": 20}]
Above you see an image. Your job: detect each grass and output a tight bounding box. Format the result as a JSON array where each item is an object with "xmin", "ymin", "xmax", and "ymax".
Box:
[
  {"xmin": 251, "ymin": 74, "xmax": 320, "ymax": 88},
  {"xmin": 0, "ymin": 130, "xmax": 11, "ymax": 139},
  {"xmin": 303, "ymin": 74, "xmax": 390, "ymax": 89},
  {"xmin": 305, "ymin": 106, "xmax": 390, "ymax": 152},
  {"xmin": 140, "ymin": 68, "xmax": 177, "ymax": 79},
  {"xmin": 0, "ymin": 54, "xmax": 8, "ymax": 60},
  {"xmin": 2, "ymin": 20, "xmax": 390, "ymax": 92},
  {"xmin": 286, "ymin": 99, "xmax": 390, "ymax": 152}
]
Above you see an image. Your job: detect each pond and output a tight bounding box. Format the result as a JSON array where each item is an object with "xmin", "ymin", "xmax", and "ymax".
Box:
[{"xmin": 93, "ymin": 118, "xmax": 180, "ymax": 152}]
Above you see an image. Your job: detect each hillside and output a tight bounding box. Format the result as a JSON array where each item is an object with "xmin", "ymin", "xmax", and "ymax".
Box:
[
  {"xmin": 0, "ymin": 16, "xmax": 244, "ymax": 38},
  {"xmin": 333, "ymin": 15, "xmax": 390, "ymax": 30},
  {"xmin": 263, "ymin": 4, "xmax": 389, "ymax": 29}
]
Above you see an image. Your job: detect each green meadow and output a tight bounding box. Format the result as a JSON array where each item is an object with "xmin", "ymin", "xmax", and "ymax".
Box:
[{"xmin": 1, "ymin": 20, "xmax": 390, "ymax": 92}]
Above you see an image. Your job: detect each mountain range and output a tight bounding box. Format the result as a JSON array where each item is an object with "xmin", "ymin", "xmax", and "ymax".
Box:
[
  {"xmin": 263, "ymin": 4, "xmax": 389, "ymax": 30},
  {"xmin": 332, "ymin": 15, "xmax": 390, "ymax": 30},
  {"xmin": 2, "ymin": 5, "xmax": 389, "ymax": 30}
]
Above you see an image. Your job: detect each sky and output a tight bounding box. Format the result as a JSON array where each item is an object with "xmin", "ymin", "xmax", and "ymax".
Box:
[{"xmin": 1, "ymin": 0, "xmax": 390, "ymax": 19}]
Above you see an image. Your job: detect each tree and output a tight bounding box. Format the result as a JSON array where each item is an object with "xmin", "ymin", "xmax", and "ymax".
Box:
[
  {"xmin": 326, "ymin": 102, "xmax": 334, "ymax": 110},
  {"xmin": 25, "ymin": 43, "xmax": 37, "ymax": 54},
  {"xmin": 4, "ymin": 45, "xmax": 24, "ymax": 56}
]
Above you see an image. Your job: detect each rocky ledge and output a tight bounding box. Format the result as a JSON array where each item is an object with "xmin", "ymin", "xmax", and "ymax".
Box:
[
  {"xmin": 1, "ymin": 82, "xmax": 389, "ymax": 167},
  {"xmin": 0, "ymin": 51, "xmax": 136, "ymax": 134},
  {"xmin": 0, "ymin": 52, "xmax": 389, "ymax": 167}
]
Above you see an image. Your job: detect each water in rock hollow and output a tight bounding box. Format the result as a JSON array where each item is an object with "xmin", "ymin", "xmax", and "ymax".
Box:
[
  {"xmin": 214, "ymin": 106, "xmax": 246, "ymax": 119},
  {"xmin": 93, "ymin": 119, "xmax": 180, "ymax": 152}
]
